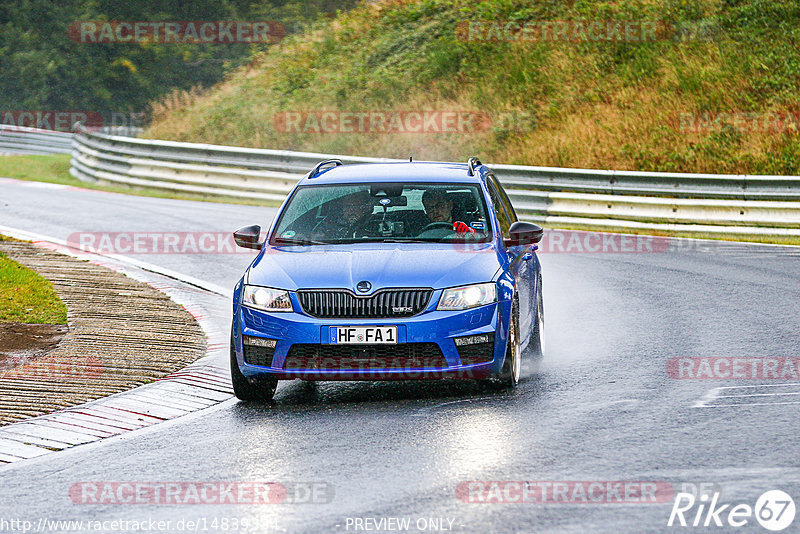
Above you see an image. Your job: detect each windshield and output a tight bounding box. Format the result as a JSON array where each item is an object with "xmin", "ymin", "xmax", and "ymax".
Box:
[{"xmin": 270, "ymin": 183, "xmax": 493, "ymax": 245}]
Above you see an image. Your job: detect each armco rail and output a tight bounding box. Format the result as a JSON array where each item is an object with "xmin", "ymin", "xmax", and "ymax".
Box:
[
  {"xmin": 0, "ymin": 125, "xmax": 141, "ymax": 156},
  {"xmin": 58, "ymin": 127, "xmax": 800, "ymax": 237},
  {"xmin": 0, "ymin": 125, "xmax": 73, "ymax": 155}
]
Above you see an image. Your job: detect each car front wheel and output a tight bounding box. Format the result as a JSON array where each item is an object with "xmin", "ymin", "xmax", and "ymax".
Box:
[
  {"xmin": 488, "ymin": 298, "xmax": 521, "ymax": 389},
  {"xmin": 230, "ymin": 327, "xmax": 278, "ymax": 401}
]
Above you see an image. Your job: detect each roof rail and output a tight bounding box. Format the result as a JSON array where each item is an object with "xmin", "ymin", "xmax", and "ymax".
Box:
[
  {"xmin": 467, "ymin": 157, "xmax": 482, "ymax": 176},
  {"xmin": 307, "ymin": 159, "xmax": 343, "ymax": 178}
]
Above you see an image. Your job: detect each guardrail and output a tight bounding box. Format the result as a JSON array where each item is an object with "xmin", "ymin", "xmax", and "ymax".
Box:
[
  {"xmin": 35, "ymin": 126, "xmax": 800, "ymax": 237},
  {"xmin": 0, "ymin": 125, "xmax": 142, "ymax": 155},
  {"xmin": 0, "ymin": 125, "xmax": 74, "ymax": 155}
]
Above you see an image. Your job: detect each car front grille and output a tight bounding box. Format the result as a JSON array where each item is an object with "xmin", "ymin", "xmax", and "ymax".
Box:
[
  {"xmin": 297, "ymin": 288, "xmax": 433, "ymax": 319},
  {"xmin": 456, "ymin": 335, "xmax": 496, "ymax": 365},
  {"xmin": 283, "ymin": 343, "xmax": 447, "ymax": 370}
]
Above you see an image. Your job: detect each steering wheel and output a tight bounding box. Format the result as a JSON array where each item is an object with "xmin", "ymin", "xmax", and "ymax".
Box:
[{"xmin": 421, "ymin": 221, "xmax": 453, "ymax": 232}]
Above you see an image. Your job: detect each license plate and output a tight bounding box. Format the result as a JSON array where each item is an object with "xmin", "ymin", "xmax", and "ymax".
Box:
[{"xmin": 330, "ymin": 326, "xmax": 397, "ymax": 344}]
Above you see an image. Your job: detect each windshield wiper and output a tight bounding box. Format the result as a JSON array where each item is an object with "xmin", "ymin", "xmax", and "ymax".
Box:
[
  {"xmin": 273, "ymin": 237, "xmax": 329, "ymax": 246},
  {"xmin": 379, "ymin": 238, "xmax": 438, "ymax": 243}
]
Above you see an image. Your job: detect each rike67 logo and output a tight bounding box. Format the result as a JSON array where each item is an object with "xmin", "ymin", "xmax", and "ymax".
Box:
[{"xmin": 668, "ymin": 490, "xmax": 795, "ymax": 531}]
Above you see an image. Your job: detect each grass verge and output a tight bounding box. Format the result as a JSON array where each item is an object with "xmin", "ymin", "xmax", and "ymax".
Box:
[{"xmin": 0, "ymin": 252, "xmax": 67, "ymax": 324}]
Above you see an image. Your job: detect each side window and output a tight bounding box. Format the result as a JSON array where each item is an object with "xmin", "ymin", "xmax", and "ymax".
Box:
[
  {"xmin": 490, "ymin": 175, "xmax": 518, "ymax": 223},
  {"xmin": 487, "ymin": 180, "xmax": 511, "ymax": 238}
]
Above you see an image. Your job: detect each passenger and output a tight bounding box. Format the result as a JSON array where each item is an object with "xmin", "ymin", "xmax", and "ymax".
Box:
[{"xmin": 312, "ymin": 191, "xmax": 373, "ymax": 239}]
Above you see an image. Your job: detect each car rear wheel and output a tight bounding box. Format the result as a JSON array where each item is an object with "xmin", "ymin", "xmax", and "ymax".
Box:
[
  {"xmin": 529, "ymin": 273, "xmax": 544, "ymax": 359},
  {"xmin": 230, "ymin": 327, "xmax": 278, "ymax": 401}
]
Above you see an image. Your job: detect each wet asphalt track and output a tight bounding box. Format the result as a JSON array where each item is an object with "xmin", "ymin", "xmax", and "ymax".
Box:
[{"xmin": 1, "ymin": 178, "xmax": 800, "ymax": 533}]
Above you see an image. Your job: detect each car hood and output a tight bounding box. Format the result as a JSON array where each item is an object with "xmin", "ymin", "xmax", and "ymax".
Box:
[{"xmin": 246, "ymin": 242, "xmax": 503, "ymax": 291}]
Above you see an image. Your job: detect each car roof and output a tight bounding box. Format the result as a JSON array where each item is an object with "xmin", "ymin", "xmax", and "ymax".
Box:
[{"xmin": 298, "ymin": 162, "xmax": 487, "ymax": 185}]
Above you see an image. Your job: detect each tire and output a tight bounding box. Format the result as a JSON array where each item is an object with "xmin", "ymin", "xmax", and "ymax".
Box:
[
  {"xmin": 529, "ymin": 273, "xmax": 544, "ymax": 359},
  {"xmin": 230, "ymin": 327, "xmax": 278, "ymax": 401},
  {"xmin": 487, "ymin": 297, "xmax": 521, "ymax": 389}
]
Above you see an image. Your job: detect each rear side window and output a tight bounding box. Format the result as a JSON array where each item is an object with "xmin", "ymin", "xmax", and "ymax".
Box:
[
  {"xmin": 491, "ymin": 175, "xmax": 518, "ymax": 223},
  {"xmin": 487, "ymin": 178, "xmax": 512, "ymax": 238}
]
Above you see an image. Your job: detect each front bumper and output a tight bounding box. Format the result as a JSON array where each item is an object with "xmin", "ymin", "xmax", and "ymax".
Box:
[{"xmin": 234, "ymin": 295, "xmax": 511, "ymax": 381}]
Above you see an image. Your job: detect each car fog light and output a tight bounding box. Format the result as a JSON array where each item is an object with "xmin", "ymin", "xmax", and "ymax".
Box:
[
  {"xmin": 243, "ymin": 336, "xmax": 277, "ymax": 348},
  {"xmin": 454, "ymin": 334, "xmax": 492, "ymax": 346}
]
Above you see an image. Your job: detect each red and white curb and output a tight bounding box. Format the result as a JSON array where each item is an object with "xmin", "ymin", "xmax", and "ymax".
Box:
[
  {"xmin": 0, "ymin": 226, "xmax": 234, "ymax": 465},
  {"xmin": 0, "ymin": 362, "xmax": 232, "ymax": 463}
]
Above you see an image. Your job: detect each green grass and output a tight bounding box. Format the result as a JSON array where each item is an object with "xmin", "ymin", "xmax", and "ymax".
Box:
[
  {"xmin": 0, "ymin": 154, "xmax": 280, "ymax": 207},
  {"xmin": 0, "ymin": 154, "xmax": 76, "ymax": 185},
  {"xmin": 0, "ymin": 252, "xmax": 67, "ymax": 324}
]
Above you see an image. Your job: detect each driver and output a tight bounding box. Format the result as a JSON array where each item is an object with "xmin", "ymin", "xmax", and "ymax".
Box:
[
  {"xmin": 421, "ymin": 189, "xmax": 475, "ymax": 234},
  {"xmin": 312, "ymin": 191, "xmax": 373, "ymax": 239}
]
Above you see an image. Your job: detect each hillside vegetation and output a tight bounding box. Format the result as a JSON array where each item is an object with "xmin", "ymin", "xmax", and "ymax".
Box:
[
  {"xmin": 0, "ymin": 0, "xmax": 355, "ymax": 118},
  {"xmin": 145, "ymin": 0, "xmax": 800, "ymax": 175}
]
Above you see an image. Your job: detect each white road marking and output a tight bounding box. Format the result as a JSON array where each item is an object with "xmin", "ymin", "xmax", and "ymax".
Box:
[
  {"xmin": 716, "ymin": 391, "xmax": 800, "ymax": 398},
  {"xmin": 699, "ymin": 400, "xmax": 800, "ymax": 407},
  {"xmin": 0, "ymin": 178, "xmax": 69, "ymax": 189},
  {"xmin": 693, "ymin": 383, "xmax": 800, "ymax": 408},
  {"xmin": 711, "ymin": 382, "xmax": 800, "ymax": 389},
  {"xmin": 693, "ymin": 387, "xmax": 721, "ymax": 408}
]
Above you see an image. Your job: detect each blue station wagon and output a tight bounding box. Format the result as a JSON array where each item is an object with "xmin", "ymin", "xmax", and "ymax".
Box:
[{"xmin": 231, "ymin": 157, "xmax": 544, "ymax": 400}]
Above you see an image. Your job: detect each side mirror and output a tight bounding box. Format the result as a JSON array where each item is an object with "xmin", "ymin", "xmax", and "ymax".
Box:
[
  {"xmin": 233, "ymin": 225, "xmax": 264, "ymax": 250},
  {"xmin": 504, "ymin": 221, "xmax": 543, "ymax": 248}
]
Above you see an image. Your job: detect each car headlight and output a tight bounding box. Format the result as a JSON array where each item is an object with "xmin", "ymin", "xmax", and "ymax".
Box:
[
  {"xmin": 437, "ymin": 283, "xmax": 497, "ymax": 311},
  {"xmin": 242, "ymin": 285, "xmax": 293, "ymax": 312}
]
